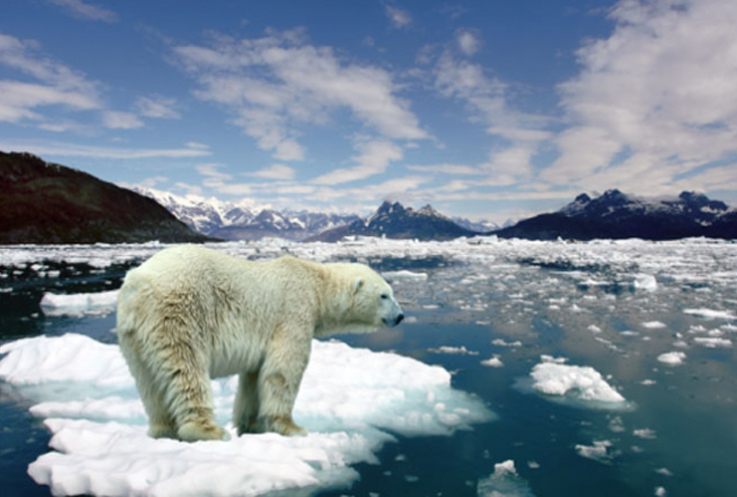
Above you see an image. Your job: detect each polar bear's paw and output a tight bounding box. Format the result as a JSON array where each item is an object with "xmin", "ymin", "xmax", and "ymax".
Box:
[
  {"xmin": 177, "ymin": 420, "xmax": 228, "ymax": 442},
  {"xmin": 265, "ymin": 416, "xmax": 307, "ymax": 437}
]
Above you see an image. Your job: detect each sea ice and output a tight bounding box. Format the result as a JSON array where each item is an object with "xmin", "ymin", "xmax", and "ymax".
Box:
[
  {"xmin": 528, "ymin": 357, "xmax": 627, "ymax": 406},
  {"xmin": 477, "ymin": 460, "xmax": 535, "ymax": 497},
  {"xmin": 657, "ymin": 351, "xmax": 686, "ymax": 366},
  {"xmin": 683, "ymin": 308, "xmax": 736, "ymax": 320},
  {"xmin": 0, "ymin": 333, "xmax": 492, "ymax": 496},
  {"xmin": 575, "ymin": 440, "xmax": 617, "ymax": 463},
  {"xmin": 428, "ymin": 345, "xmax": 479, "ymax": 355},
  {"xmin": 40, "ymin": 290, "xmax": 120, "ymax": 317},
  {"xmin": 642, "ymin": 321, "xmax": 667, "ymax": 329},
  {"xmin": 480, "ymin": 355, "xmax": 504, "ymax": 368},
  {"xmin": 634, "ymin": 274, "xmax": 657, "ymax": 292}
]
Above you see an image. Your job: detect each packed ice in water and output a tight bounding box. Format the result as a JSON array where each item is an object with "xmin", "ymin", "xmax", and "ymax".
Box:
[
  {"xmin": 40, "ymin": 290, "xmax": 120, "ymax": 317},
  {"xmin": 0, "ymin": 333, "xmax": 492, "ymax": 496},
  {"xmin": 657, "ymin": 351, "xmax": 686, "ymax": 366},
  {"xmin": 477, "ymin": 460, "xmax": 536, "ymax": 497},
  {"xmin": 528, "ymin": 356, "xmax": 627, "ymax": 405}
]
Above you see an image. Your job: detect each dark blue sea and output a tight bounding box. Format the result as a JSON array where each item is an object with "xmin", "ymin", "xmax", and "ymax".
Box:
[{"xmin": 1, "ymin": 239, "xmax": 736, "ymax": 496}]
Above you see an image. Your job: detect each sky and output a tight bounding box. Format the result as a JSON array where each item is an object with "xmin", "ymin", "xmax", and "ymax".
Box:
[{"xmin": 2, "ymin": 0, "xmax": 737, "ymax": 223}]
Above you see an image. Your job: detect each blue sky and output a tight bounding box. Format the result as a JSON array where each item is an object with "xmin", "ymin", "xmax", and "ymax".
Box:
[{"xmin": 2, "ymin": 0, "xmax": 737, "ymax": 222}]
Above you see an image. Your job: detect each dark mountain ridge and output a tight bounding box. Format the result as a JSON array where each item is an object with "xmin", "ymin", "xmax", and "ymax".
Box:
[
  {"xmin": 307, "ymin": 200, "xmax": 484, "ymax": 242},
  {"xmin": 0, "ymin": 152, "xmax": 209, "ymax": 244},
  {"xmin": 496, "ymin": 189, "xmax": 737, "ymax": 241}
]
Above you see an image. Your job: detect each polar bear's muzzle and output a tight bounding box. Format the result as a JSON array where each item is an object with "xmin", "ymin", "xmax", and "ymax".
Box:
[
  {"xmin": 382, "ymin": 298, "xmax": 404, "ymax": 327},
  {"xmin": 383, "ymin": 313, "xmax": 405, "ymax": 327}
]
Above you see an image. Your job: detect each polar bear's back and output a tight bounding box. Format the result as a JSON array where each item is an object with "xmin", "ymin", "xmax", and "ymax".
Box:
[{"xmin": 116, "ymin": 246, "xmax": 317, "ymax": 341}]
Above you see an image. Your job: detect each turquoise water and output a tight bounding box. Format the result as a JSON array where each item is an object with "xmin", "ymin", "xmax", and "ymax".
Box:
[{"xmin": 2, "ymin": 240, "xmax": 737, "ymax": 496}]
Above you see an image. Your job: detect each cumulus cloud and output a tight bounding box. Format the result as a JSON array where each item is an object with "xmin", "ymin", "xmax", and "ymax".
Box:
[
  {"xmin": 0, "ymin": 31, "xmax": 102, "ymax": 123},
  {"xmin": 385, "ymin": 6, "xmax": 412, "ymax": 28},
  {"xmin": 456, "ymin": 29, "xmax": 480, "ymax": 56},
  {"xmin": 0, "ymin": 139, "xmax": 211, "ymax": 159},
  {"xmin": 135, "ymin": 96, "xmax": 181, "ymax": 119},
  {"xmin": 174, "ymin": 29, "xmax": 427, "ymax": 162},
  {"xmin": 47, "ymin": 0, "xmax": 118, "ymax": 22},
  {"xmin": 432, "ymin": 50, "xmax": 552, "ymax": 186},
  {"xmin": 311, "ymin": 139, "xmax": 403, "ymax": 185},
  {"xmin": 246, "ymin": 163, "xmax": 297, "ymax": 180},
  {"xmin": 545, "ymin": 0, "xmax": 737, "ymax": 194},
  {"xmin": 102, "ymin": 111, "xmax": 144, "ymax": 129}
]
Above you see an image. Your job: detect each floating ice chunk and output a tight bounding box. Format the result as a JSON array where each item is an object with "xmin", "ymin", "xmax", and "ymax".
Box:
[
  {"xmin": 575, "ymin": 440, "xmax": 616, "ymax": 463},
  {"xmin": 492, "ymin": 339, "xmax": 522, "ymax": 348},
  {"xmin": 381, "ymin": 270, "xmax": 428, "ymax": 281},
  {"xmin": 684, "ymin": 308, "xmax": 736, "ymax": 320},
  {"xmin": 40, "ymin": 290, "xmax": 119, "ymax": 317},
  {"xmin": 477, "ymin": 460, "xmax": 535, "ymax": 497},
  {"xmin": 0, "ymin": 334, "xmax": 492, "ymax": 497},
  {"xmin": 642, "ymin": 321, "xmax": 667, "ymax": 329},
  {"xmin": 634, "ymin": 274, "xmax": 657, "ymax": 292},
  {"xmin": 529, "ymin": 359, "xmax": 626, "ymax": 405},
  {"xmin": 693, "ymin": 337, "xmax": 732, "ymax": 348},
  {"xmin": 428, "ymin": 346, "xmax": 479, "ymax": 355},
  {"xmin": 657, "ymin": 351, "xmax": 686, "ymax": 365},
  {"xmin": 655, "ymin": 486, "xmax": 667, "ymax": 496},
  {"xmin": 633, "ymin": 428, "xmax": 657, "ymax": 439},
  {"xmin": 480, "ymin": 355, "xmax": 504, "ymax": 368}
]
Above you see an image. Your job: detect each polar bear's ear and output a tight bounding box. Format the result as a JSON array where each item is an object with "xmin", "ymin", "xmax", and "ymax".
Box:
[{"xmin": 352, "ymin": 277, "xmax": 365, "ymax": 294}]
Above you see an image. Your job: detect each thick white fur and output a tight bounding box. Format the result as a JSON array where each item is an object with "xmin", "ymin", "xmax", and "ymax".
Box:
[{"xmin": 116, "ymin": 245, "xmax": 403, "ymax": 441}]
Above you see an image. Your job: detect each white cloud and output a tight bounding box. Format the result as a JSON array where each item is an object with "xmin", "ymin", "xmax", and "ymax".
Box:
[
  {"xmin": 246, "ymin": 163, "xmax": 297, "ymax": 180},
  {"xmin": 432, "ymin": 50, "xmax": 552, "ymax": 186},
  {"xmin": 546, "ymin": 0, "xmax": 737, "ymax": 193},
  {"xmin": 385, "ymin": 6, "xmax": 412, "ymax": 28},
  {"xmin": 175, "ymin": 29, "xmax": 426, "ymax": 162},
  {"xmin": 102, "ymin": 111, "xmax": 144, "ymax": 129},
  {"xmin": 311, "ymin": 140, "xmax": 403, "ymax": 185},
  {"xmin": 47, "ymin": 0, "xmax": 118, "ymax": 22},
  {"xmin": 0, "ymin": 80, "xmax": 99, "ymax": 122},
  {"xmin": 0, "ymin": 31, "xmax": 102, "ymax": 123},
  {"xmin": 135, "ymin": 96, "xmax": 181, "ymax": 119},
  {"xmin": 0, "ymin": 140, "xmax": 212, "ymax": 159},
  {"xmin": 456, "ymin": 29, "xmax": 480, "ymax": 56}
]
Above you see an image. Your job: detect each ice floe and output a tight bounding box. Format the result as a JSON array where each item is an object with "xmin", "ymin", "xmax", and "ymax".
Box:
[
  {"xmin": 477, "ymin": 460, "xmax": 535, "ymax": 497},
  {"xmin": 684, "ymin": 308, "xmax": 736, "ymax": 320},
  {"xmin": 575, "ymin": 440, "xmax": 617, "ymax": 463},
  {"xmin": 39, "ymin": 290, "xmax": 120, "ymax": 317},
  {"xmin": 0, "ymin": 333, "xmax": 492, "ymax": 496},
  {"xmin": 526, "ymin": 356, "xmax": 628, "ymax": 408},
  {"xmin": 657, "ymin": 351, "xmax": 686, "ymax": 366}
]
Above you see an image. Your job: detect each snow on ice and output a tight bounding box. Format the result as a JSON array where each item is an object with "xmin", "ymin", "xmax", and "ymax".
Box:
[
  {"xmin": 477, "ymin": 460, "xmax": 535, "ymax": 497},
  {"xmin": 657, "ymin": 351, "xmax": 687, "ymax": 366},
  {"xmin": 527, "ymin": 356, "xmax": 628, "ymax": 407},
  {"xmin": 40, "ymin": 290, "xmax": 120, "ymax": 317},
  {"xmin": 0, "ymin": 334, "xmax": 491, "ymax": 496}
]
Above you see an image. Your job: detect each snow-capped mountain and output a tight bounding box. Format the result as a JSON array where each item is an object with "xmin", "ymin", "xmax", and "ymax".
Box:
[
  {"xmin": 132, "ymin": 187, "xmax": 360, "ymax": 241},
  {"xmin": 308, "ymin": 201, "xmax": 485, "ymax": 242},
  {"xmin": 496, "ymin": 190, "xmax": 737, "ymax": 241}
]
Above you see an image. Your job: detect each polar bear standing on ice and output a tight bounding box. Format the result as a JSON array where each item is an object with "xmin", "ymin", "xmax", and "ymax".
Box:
[{"xmin": 116, "ymin": 245, "xmax": 404, "ymax": 442}]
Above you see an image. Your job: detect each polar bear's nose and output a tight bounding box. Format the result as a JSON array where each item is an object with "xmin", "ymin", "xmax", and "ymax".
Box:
[{"xmin": 396, "ymin": 313, "xmax": 404, "ymax": 324}]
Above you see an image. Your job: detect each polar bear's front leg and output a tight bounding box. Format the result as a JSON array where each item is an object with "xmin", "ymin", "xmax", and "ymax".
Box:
[{"xmin": 256, "ymin": 327, "xmax": 311, "ymax": 436}]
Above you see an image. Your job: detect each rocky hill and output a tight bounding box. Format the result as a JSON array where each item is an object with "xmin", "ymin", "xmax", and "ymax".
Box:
[
  {"xmin": 495, "ymin": 190, "xmax": 737, "ymax": 241},
  {"xmin": 307, "ymin": 201, "xmax": 484, "ymax": 242},
  {"xmin": 0, "ymin": 152, "xmax": 209, "ymax": 244}
]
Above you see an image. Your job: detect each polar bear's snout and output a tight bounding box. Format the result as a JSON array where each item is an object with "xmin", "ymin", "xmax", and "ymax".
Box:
[{"xmin": 381, "ymin": 296, "xmax": 404, "ymax": 327}]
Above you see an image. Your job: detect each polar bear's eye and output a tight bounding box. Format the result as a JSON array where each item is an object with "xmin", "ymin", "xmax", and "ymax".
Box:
[{"xmin": 380, "ymin": 294, "xmax": 389, "ymax": 300}]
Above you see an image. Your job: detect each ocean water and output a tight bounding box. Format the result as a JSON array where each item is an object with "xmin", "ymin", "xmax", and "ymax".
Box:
[{"xmin": 1, "ymin": 238, "xmax": 736, "ymax": 497}]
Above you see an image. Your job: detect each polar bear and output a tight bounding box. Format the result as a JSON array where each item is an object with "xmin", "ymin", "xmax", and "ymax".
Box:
[{"xmin": 116, "ymin": 245, "xmax": 404, "ymax": 442}]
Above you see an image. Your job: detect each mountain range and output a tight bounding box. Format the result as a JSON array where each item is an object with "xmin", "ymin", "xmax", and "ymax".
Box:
[
  {"xmin": 495, "ymin": 189, "xmax": 737, "ymax": 241},
  {"xmin": 0, "ymin": 152, "xmax": 208, "ymax": 245},
  {"xmin": 306, "ymin": 201, "xmax": 485, "ymax": 242},
  {"xmin": 2, "ymin": 151, "xmax": 736, "ymax": 245}
]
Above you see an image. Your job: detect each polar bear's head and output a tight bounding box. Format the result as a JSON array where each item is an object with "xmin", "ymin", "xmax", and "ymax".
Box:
[{"xmin": 319, "ymin": 263, "xmax": 404, "ymax": 336}]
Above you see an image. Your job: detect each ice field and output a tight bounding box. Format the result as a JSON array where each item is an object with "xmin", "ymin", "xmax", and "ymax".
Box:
[{"xmin": 1, "ymin": 236, "xmax": 737, "ymax": 496}]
